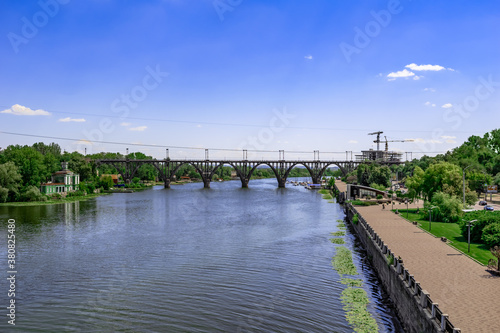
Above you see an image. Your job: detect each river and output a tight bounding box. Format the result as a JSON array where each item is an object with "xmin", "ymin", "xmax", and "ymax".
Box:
[{"xmin": 0, "ymin": 178, "xmax": 402, "ymax": 332}]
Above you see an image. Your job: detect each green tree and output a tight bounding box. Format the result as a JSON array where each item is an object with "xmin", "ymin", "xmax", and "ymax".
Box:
[
  {"xmin": 421, "ymin": 162, "xmax": 463, "ymax": 201},
  {"xmin": 482, "ymin": 223, "xmax": 500, "ymax": 248},
  {"xmin": 21, "ymin": 186, "xmax": 47, "ymax": 202},
  {"xmin": 0, "ymin": 145, "xmax": 48, "ymax": 187},
  {"xmin": 0, "ymin": 162, "xmax": 22, "ymax": 202},
  {"xmin": 428, "ymin": 191, "xmax": 463, "ymax": 223},
  {"xmin": 99, "ymin": 176, "xmax": 114, "ymax": 190}
]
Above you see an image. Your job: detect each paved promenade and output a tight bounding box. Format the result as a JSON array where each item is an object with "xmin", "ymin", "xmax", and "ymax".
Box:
[{"xmin": 336, "ymin": 181, "xmax": 500, "ymax": 333}]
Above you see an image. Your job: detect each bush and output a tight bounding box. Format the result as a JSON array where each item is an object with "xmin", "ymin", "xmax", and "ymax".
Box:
[
  {"xmin": 21, "ymin": 186, "xmax": 45, "ymax": 202},
  {"xmin": 460, "ymin": 211, "xmax": 500, "ymax": 242},
  {"xmin": 0, "ymin": 187, "xmax": 8, "ymax": 203},
  {"xmin": 370, "ymin": 183, "xmax": 387, "ymax": 191},
  {"xmin": 51, "ymin": 193, "xmax": 62, "ymax": 200},
  {"xmin": 67, "ymin": 190, "xmax": 85, "ymax": 197},
  {"xmin": 99, "ymin": 176, "xmax": 114, "ymax": 190},
  {"xmin": 426, "ymin": 192, "xmax": 463, "ymax": 223},
  {"xmin": 376, "ymin": 194, "xmax": 383, "ymax": 200},
  {"xmin": 349, "ymin": 200, "xmax": 378, "ymax": 206},
  {"xmin": 352, "ymin": 214, "xmax": 359, "ymax": 225},
  {"xmin": 482, "ymin": 223, "xmax": 500, "ymax": 248}
]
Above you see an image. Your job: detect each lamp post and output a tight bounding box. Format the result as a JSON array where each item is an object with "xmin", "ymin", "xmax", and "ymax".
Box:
[
  {"xmin": 406, "ymin": 199, "xmax": 409, "ymax": 218},
  {"xmin": 467, "ymin": 219, "xmax": 478, "ymax": 253},
  {"xmin": 429, "ymin": 206, "xmax": 438, "ymax": 232},
  {"xmin": 463, "ymin": 165, "xmax": 473, "ymax": 208}
]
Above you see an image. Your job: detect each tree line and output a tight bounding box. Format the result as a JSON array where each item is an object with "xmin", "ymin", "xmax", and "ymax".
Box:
[{"xmin": 0, "ymin": 143, "xmax": 340, "ymax": 203}]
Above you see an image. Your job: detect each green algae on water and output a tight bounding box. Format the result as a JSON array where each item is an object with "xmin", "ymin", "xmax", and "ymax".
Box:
[
  {"xmin": 331, "ymin": 246, "xmax": 357, "ymax": 276},
  {"xmin": 341, "ymin": 288, "xmax": 379, "ymax": 333}
]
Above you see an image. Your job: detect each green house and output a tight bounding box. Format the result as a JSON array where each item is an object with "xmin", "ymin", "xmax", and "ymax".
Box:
[{"xmin": 41, "ymin": 162, "xmax": 80, "ymax": 194}]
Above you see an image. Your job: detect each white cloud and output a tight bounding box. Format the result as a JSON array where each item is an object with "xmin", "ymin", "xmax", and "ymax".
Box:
[
  {"xmin": 413, "ymin": 75, "xmax": 422, "ymax": 80},
  {"xmin": 348, "ymin": 140, "xmax": 358, "ymax": 144},
  {"xmin": 441, "ymin": 103, "xmax": 453, "ymax": 108},
  {"xmin": 1, "ymin": 104, "xmax": 51, "ymax": 116},
  {"xmin": 405, "ymin": 63, "xmax": 446, "ymax": 71},
  {"xmin": 129, "ymin": 126, "xmax": 147, "ymax": 131},
  {"xmin": 424, "ymin": 101, "xmax": 436, "ymax": 107},
  {"xmin": 412, "ymin": 138, "xmax": 442, "ymax": 144},
  {"xmin": 387, "ymin": 69, "xmax": 415, "ymax": 80},
  {"xmin": 74, "ymin": 139, "xmax": 92, "ymax": 145},
  {"xmin": 304, "ymin": 55, "xmax": 313, "ymax": 60},
  {"xmin": 120, "ymin": 122, "xmax": 131, "ymax": 126},
  {"xmin": 423, "ymin": 88, "xmax": 436, "ymax": 92},
  {"xmin": 59, "ymin": 117, "xmax": 86, "ymax": 122},
  {"xmin": 441, "ymin": 135, "xmax": 457, "ymax": 144}
]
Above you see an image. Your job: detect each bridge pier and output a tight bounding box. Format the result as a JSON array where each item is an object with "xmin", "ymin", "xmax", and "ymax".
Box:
[
  {"xmin": 203, "ymin": 179, "xmax": 211, "ymax": 188},
  {"xmin": 164, "ymin": 179, "xmax": 171, "ymax": 189},
  {"xmin": 311, "ymin": 177, "xmax": 320, "ymax": 184},
  {"xmin": 278, "ymin": 179, "xmax": 286, "ymax": 188}
]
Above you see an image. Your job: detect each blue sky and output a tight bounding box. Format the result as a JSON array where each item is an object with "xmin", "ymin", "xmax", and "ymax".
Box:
[{"xmin": 0, "ymin": 0, "xmax": 499, "ymax": 160}]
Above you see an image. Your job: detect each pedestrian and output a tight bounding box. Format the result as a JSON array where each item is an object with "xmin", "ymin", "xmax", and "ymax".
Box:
[{"xmin": 382, "ymin": 203, "xmax": 385, "ymax": 210}]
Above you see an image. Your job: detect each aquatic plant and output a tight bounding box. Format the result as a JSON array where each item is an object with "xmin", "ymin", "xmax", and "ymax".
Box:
[
  {"xmin": 331, "ymin": 246, "xmax": 358, "ymax": 276},
  {"xmin": 340, "ymin": 278, "xmax": 363, "ymax": 287},
  {"xmin": 330, "ymin": 238, "xmax": 345, "ymax": 244},
  {"xmin": 341, "ymin": 288, "xmax": 379, "ymax": 333}
]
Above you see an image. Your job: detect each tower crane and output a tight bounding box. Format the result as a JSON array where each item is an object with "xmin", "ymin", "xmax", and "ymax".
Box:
[
  {"xmin": 368, "ymin": 131, "xmax": 384, "ymax": 151},
  {"xmin": 383, "ymin": 136, "xmax": 414, "ymax": 152}
]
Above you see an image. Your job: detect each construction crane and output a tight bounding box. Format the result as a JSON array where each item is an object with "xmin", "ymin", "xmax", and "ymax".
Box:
[
  {"xmin": 368, "ymin": 131, "xmax": 383, "ymax": 151},
  {"xmin": 383, "ymin": 136, "xmax": 414, "ymax": 152}
]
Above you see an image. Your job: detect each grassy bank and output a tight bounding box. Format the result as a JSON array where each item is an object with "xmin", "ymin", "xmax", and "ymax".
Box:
[
  {"xmin": 397, "ymin": 210, "xmax": 495, "ymax": 265},
  {"xmin": 0, "ymin": 193, "xmax": 109, "ymax": 206}
]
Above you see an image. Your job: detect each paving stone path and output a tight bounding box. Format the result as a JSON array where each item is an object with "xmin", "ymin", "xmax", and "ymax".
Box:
[{"xmin": 335, "ymin": 181, "xmax": 500, "ymax": 333}]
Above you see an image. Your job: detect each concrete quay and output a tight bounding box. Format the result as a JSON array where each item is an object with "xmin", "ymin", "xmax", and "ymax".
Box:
[{"xmin": 335, "ymin": 180, "xmax": 500, "ymax": 333}]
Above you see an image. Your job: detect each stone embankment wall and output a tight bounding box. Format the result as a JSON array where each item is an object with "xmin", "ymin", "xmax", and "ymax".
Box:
[{"xmin": 344, "ymin": 203, "xmax": 461, "ymax": 333}]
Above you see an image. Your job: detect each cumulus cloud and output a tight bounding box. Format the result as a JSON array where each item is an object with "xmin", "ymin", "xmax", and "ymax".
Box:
[
  {"xmin": 129, "ymin": 126, "xmax": 147, "ymax": 131},
  {"xmin": 424, "ymin": 101, "xmax": 436, "ymax": 107},
  {"xmin": 441, "ymin": 103, "xmax": 453, "ymax": 108},
  {"xmin": 441, "ymin": 135, "xmax": 457, "ymax": 143},
  {"xmin": 405, "ymin": 63, "xmax": 446, "ymax": 71},
  {"xmin": 120, "ymin": 122, "xmax": 131, "ymax": 126},
  {"xmin": 304, "ymin": 55, "xmax": 313, "ymax": 60},
  {"xmin": 413, "ymin": 75, "xmax": 422, "ymax": 80},
  {"xmin": 59, "ymin": 117, "xmax": 86, "ymax": 122},
  {"xmin": 1, "ymin": 104, "xmax": 51, "ymax": 116},
  {"xmin": 387, "ymin": 69, "xmax": 415, "ymax": 80},
  {"xmin": 74, "ymin": 139, "xmax": 92, "ymax": 145},
  {"xmin": 411, "ymin": 138, "xmax": 442, "ymax": 144}
]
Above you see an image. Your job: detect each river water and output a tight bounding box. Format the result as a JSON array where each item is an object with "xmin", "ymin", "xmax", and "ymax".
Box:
[{"xmin": 0, "ymin": 178, "xmax": 402, "ymax": 332}]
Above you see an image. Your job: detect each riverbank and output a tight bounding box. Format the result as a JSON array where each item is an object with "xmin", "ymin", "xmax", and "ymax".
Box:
[
  {"xmin": 336, "ymin": 180, "xmax": 500, "ymax": 333},
  {"xmin": 0, "ymin": 192, "xmax": 109, "ymax": 206}
]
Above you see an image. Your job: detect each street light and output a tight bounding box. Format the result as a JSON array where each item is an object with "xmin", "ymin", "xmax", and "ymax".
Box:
[
  {"xmin": 467, "ymin": 219, "xmax": 478, "ymax": 253},
  {"xmin": 463, "ymin": 165, "xmax": 473, "ymax": 208},
  {"xmin": 405, "ymin": 199, "xmax": 409, "ymax": 218},
  {"xmin": 428, "ymin": 206, "xmax": 438, "ymax": 232}
]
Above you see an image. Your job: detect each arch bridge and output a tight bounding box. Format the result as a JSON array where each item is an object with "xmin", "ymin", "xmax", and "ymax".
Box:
[{"xmin": 95, "ymin": 158, "xmax": 402, "ymax": 189}]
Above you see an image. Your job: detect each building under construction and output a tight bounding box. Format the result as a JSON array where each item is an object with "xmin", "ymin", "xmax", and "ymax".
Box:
[
  {"xmin": 355, "ymin": 149, "xmax": 403, "ymax": 162},
  {"xmin": 355, "ymin": 131, "xmax": 410, "ymax": 162}
]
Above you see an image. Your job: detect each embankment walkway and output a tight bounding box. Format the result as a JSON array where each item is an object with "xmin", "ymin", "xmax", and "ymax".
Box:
[{"xmin": 335, "ymin": 180, "xmax": 500, "ymax": 333}]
